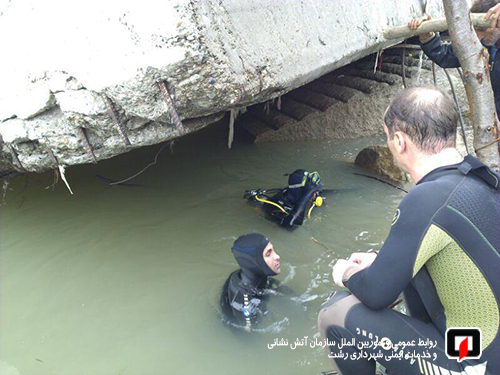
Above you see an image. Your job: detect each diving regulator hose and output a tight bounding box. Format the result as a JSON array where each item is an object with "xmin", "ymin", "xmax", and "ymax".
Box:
[
  {"xmin": 253, "ymin": 194, "xmax": 323, "ymax": 219},
  {"xmin": 254, "ymin": 195, "xmax": 289, "ymax": 215},
  {"xmin": 307, "ymin": 196, "xmax": 324, "ymax": 219}
]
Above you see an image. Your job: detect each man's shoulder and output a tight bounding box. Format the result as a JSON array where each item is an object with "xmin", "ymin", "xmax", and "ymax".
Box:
[
  {"xmin": 394, "ymin": 173, "xmax": 462, "ymax": 226},
  {"xmin": 401, "ymin": 177, "xmax": 455, "ymax": 205},
  {"xmin": 227, "ymin": 270, "xmax": 242, "ymax": 292}
]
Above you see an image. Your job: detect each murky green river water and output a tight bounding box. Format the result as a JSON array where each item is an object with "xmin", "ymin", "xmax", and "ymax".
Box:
[{"xmin": 0, "ymin": 122, "xmax": 409, "ymax": 375}]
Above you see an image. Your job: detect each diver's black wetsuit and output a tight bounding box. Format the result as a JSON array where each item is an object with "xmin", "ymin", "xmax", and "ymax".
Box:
[
  {"xmin": 318, "ymin": 156, "xmax": 500, "ymax": 375},
  {"xmin": 221, "ymin": 270, "xmax": 271, "ymax": 329},
  {"xmin": 220, "ymin": 233, "xmax": 277, "ymax": 330}
]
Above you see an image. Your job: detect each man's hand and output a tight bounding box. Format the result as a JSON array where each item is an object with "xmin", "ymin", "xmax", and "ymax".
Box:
[
  {"xmin": 408, "ymin": 15, "xmax": 431, "ymax": 30},
  {"xmin": 332, "ymin": 259, "xmax": 362, "ymax": 288},
  {"xmin": 408, "ymin": 15, "xmax": 434, "ymax": 43},
  {"xmin": 332, "ymin": 260, "xmax": 350, "ymax": 288},
  {"xmin": 486, "ymin": 4, "xmax": 500, "ymax": 29},
  {"xmin": 348, "ymin": 252, "xmax": 377, "ymax": 270}
]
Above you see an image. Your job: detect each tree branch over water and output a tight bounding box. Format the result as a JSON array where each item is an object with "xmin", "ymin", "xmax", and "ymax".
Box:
[
  {"xmin": 442, "ymin": 0, "xmax": 500, "ymax": 171},
  {"xmin": 383, "ymin": 13, "xmax": 490, "ymax": 40}
]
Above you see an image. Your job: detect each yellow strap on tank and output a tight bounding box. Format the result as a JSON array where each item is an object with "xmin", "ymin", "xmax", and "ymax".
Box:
[{"xmin": 254, "ymin": 195, "xmax": 289, "ymax": 215}]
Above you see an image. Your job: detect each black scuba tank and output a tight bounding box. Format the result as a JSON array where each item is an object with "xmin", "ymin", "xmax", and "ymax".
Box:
[{"xmin": 283, "ymin": 180, "xmax": 323, "ymax": 227}]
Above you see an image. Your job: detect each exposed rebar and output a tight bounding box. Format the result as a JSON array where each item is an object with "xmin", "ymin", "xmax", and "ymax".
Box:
[
  {"xmin": 236, "ymin": 85, "xmax": 246, "ymax": 103},
  {"xmin": 77, "ymin": 127, "xmax": 98, "ymax": 164},
  {"xmin": 104, "ymin": 96, "xmax": 131, "ymax": 146},
  {"xmin": 45, "ymin": 168, "xmax": 59, "ymax": 191},
  {"xmin": 7, "ymin": 144, "xmax": 25, "ymax": 171},
  {"xmin": 157, "ymin": 81, "xmax": 185, "ymax": 134},
  {"xmin": 47, "ymin": 147, "xmax": 59, "ymax": 167}
]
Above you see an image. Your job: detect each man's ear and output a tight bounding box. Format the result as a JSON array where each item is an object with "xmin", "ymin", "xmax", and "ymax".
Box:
[{"xmin": 394, "ymin": 131, "xmax": 406, "ymax": 153}]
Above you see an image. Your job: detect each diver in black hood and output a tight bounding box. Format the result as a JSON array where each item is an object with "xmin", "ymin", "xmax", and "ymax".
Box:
[
  {"xmin": 220, "ymin": 233, "xmax": 281, "ymax": 331},
  {"xmin": 245, "ymin": 169, "xmax": 324, "ymax": 228}
]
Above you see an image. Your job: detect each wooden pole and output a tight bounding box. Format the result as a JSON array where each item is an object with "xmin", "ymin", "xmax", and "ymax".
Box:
[
  {"xmin": 442, "ymin": 1, "xmax": 500, "ymax": 171},
  {"xmin": 383, "ymin": 13, "xmax": 490, "ymax": 40}
]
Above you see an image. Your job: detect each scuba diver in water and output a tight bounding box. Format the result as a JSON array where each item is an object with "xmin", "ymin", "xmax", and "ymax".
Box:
[
  {"xmin": 220, "ymin": 233, "xmax": 281, "ymax": 331},
  {"xmin": 244, "ymin": 169, "xmax": 324, "ymax": 228}
]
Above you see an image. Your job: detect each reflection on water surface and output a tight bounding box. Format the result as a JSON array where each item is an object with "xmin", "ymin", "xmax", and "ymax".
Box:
[{"xmin": 0, "ymin": 122, "xmax": 407, "ymax": 375}]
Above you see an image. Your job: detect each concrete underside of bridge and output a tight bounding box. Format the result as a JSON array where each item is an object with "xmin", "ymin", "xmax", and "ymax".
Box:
[{"xmin": 0, "ymin": 0, "xmax": 444, "ymax": 174}]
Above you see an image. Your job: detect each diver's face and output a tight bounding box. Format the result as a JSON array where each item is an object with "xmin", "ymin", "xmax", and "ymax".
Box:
[
  {"xmin": 476, "ymin": 27, "xmax": 500, "ymax": 47},
  {"xmin": 263, "ymin": 242, "xmax": 280, "ymax": 274}
]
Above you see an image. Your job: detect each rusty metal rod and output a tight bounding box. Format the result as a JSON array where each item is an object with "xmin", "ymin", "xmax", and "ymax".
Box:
[
  {"xmin": 157, "ymin": 81, "xmax": 185, "ymax": 134},
  {"xmin": 104, "ymin": 97, "xmax": 131, "ymax": 146},
  {"xmin": 47, "ymin": 147, "xmax": 59, "ymax": 167},
  {"xmin": 7, "ymin": 144, "xmax": 25, "ymax": 171},
  {"xmin": 77, "ymin": 127, "xmax": 98, "ymax": 164}
]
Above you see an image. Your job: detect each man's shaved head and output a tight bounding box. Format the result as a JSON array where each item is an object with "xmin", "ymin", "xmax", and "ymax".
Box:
[{"xmin": 384, "ymin": 86, "xmax": 458, "ymax": 154}]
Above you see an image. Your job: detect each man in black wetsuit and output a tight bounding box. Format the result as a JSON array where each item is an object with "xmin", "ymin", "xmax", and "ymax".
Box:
[
  {"xmin": 318, "ymin": 87, "xmax": 500, "ymax": 374},
  {"xmin": 409, "ymin": 0, "xmax": 500, "ymax": 115},
  {"xmin": 221, "ymin": 233, "xmax": 281, "ymax": 331}
]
